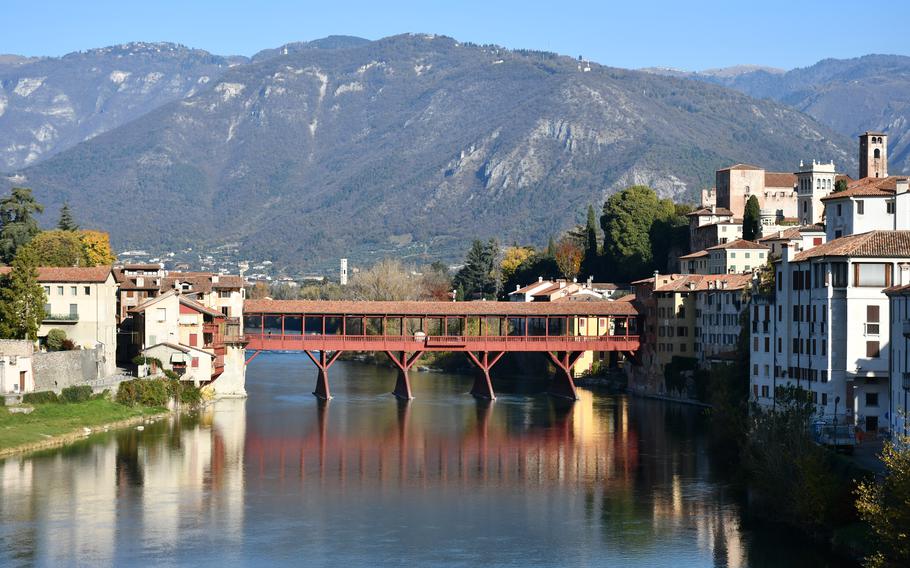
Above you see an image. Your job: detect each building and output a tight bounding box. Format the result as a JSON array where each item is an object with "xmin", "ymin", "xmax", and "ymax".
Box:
[
  {"xmin": 758, "ymin": 225, "xmax": 826, "ymax": 260},
  {"xmin": 823, "ymin": 176, "xmax": 910, "ymax": 240},
  {"xmin": 113, "ymin": 264, "xmax": 165, "ymax": 323},
  {"xmin": 508, "ymin": 278, "xmax": 625, "ymax": 302},
  {"xmin": 885, "ymin": 275, "xmax": 910, "ymax": 436},
  {"xmin": 750, "ymin": 232, "xmax": 910, "ymax": 434},
  {"xmin": 715, "ymin": 164, "xmax": 797, "ymax": 220},
  {"xmin": 0, "ymin": 340, "xmax": 34, "ymax": 395},
  {"xmin": 129, "ymin": 291, "xmax": 229, "ymax": 387},
  {"xmin": 693, "ymin": 275, "xmax": 751, "ymax": 365},
  {"xmin": 859, "ymin": 132, "xmax": 888, "ymax": 179},
  {"xmin": 0, "ymin": 266, "xmax": 119, "ymax": 377},
  {"xmin": 687, "ymin": 206, "xmax": 741, "ymax": 252},
  {"xmin": 679, "ymin": 250, "xmax": 709, "ymax": 275},
  {"xmin": 705, "ymin": 239, "xmax": 769, "ymax": 274}
]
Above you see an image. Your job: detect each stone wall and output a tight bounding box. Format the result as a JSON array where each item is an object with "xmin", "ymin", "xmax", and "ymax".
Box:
[{"xmin": 32, "ymin": 347, "xmax": 102, "ymax": 392}]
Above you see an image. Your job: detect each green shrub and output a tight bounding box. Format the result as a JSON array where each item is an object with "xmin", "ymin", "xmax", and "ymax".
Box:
[
  {"xmin": 92, "ymin": 389, "xmax": 111, "ymax": 401},
  {"xmin": 163, "ymin": 370, "xmax": 180, "ymax": 381},
  {"xmin": 46, "ymin": 329, "xmax": 67, "ymax": 351},
  {"xmin": 60, "ymin": 385, "xmax": 93, "ymax": 403},
  {"xmin": 116, "ymin": 379, "xmax": 169, "ymax": 407},
  {"xmin": 23, "ymin": 391, "xmax": 59, "ymax": 404}
]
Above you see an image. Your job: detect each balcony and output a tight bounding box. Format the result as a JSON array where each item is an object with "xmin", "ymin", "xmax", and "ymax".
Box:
[{"xmin": 43, "ymin": 313, "xmax": 78, "ymax": 324}]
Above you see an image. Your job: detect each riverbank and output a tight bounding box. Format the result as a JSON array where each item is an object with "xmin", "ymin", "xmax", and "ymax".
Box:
[{"xmin": 0, "ymin": 399, "xmax": 168, "ymax": 459}]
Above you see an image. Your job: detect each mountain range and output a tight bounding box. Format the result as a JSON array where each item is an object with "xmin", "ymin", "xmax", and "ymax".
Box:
[{"xmin": 4, "ymin": 35, "xmax": 899, "ymax": 270}]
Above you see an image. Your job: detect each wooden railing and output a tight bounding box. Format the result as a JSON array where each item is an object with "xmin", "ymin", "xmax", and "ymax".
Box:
[{"xmin": 244, "ymin": 333, "xmax": 640, "ymax": 352}]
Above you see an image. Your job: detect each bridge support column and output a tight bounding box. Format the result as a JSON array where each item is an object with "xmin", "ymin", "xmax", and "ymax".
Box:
[
  {"xmin": 546, "ymin": 351, "xmax": 583, "ymax": 400},
  {"xmin": 303, "ymin": 350, "xmax": 343, "ymax": 400},
  {"xmin": 385, "ymin": 351, "xmax": 423, "ymax": 400},
  {"xmin": 464, "ymin": 351, "xmax": 504, "ymax": 400}
]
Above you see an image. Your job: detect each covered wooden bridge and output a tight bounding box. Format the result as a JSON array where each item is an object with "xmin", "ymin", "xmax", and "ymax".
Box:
[{"xmin": 243, "ymin": 300, "xmax": 639, "ymax": 401}]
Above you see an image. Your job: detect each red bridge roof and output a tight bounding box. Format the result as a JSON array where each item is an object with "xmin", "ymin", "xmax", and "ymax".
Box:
[{"xmin": 244, "ymin": 299, "xmax": 638, "ymax": 317}]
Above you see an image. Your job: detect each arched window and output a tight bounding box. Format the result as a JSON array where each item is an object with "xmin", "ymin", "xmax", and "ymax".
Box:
[
  {"xmin": 827, "ymin": 178, "xmax": 831, "ymax": 190},
  {"xmin": 817, "ymin": 179, "xmax": 821, "ymax": 189},
  {"xmin": 874, "ymin": 148, "xmax": 881, "ymax": 159}
]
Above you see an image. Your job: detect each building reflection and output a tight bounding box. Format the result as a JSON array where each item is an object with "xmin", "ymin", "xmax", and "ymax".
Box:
[{"xmin": 0, "ymin": 398, "xmax": 246, "ymax": 566}]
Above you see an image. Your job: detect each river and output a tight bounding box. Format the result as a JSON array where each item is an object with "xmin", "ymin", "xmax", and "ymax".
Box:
[{"xmin": 0, "ymin": 355, "xmax": 852, "ymax": 567}]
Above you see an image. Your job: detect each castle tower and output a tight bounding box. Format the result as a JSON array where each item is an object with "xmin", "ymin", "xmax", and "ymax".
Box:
[
  {"xmin": 796, "ymin": 160, "xmax": 836, "ymax": 225},
  {"xmin": 859, "ymin": 132, "xmax": 888, "ymax": 179}
]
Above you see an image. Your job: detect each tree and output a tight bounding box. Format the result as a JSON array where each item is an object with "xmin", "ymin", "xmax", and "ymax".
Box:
[
  {"xmin": 79, "ymin": 230, "xmax": 116, "ymax": 266},
  {"xmin": 856, "ymin": 432, "xmax": 910, "ymax": 568},
  {"xmin": 0, "ymin": 247, "xmax": 46, "ymax": 340},
  {"xmin": 57, "ymin": 203, "xmax": 79, "ymax": 231},
  {"xmin": 500, "ymin": 245, "xmax": 535, "ymax": 283},
  {"xmin": 46, "ymin": 329, "xmax": 67, "ymax": 351},
  {"xmin": 348, "ymin": 258, "xmax": 421, "ymax": 301},
  {"xmin": 600, "ymin": 185, "xmax": 675, "ymax": 281},
  {"xmin": 453, "ymin": 239, "xmax": 500, "ymax": 300},
  {"xmin": 743, "ymin": 195, "xmax": 761, "ymax": 241},
  {"xmin": 834, "ymin": 179, "xmax": 848, "ymax": 193},
  {"xmin": 419, "ymin": 262, "xmax": 453, "ymax": 301},
  {"xmin": 546, "ymin": 236, "xmax": 557, "ymax": 258},
  {"xmin": 0, "ymin": 187, "xmax": 44, "ymax": 264},
  {"xmin": 579, "ymin": 204, "xmax": 600, "ymax": 278},
  {"xmin": 554, "ymin": 236, "xmax": 583, "ymax": 279},
  {"xmin": 20, "ymin": 230, "xmax": 85, "ymax": 266}
]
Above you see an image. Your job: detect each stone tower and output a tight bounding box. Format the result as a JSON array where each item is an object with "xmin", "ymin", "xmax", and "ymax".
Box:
[
  {"xmin": 796, "ymin": 160, "xmax": 836, "ymax": 225},
  {"xmin": 859, "ymin": 132, "xmax": 888, "ymax": 179}
]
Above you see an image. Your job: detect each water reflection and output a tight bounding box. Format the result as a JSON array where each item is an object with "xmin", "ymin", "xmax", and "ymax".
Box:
[{"xmin": 0, "ymin": 356, "xmax": 847, "ymax": 567}]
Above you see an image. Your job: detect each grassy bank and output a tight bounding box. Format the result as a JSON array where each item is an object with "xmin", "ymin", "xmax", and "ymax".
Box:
[{"xmin": 0, "ymin": 399, "xmax": 165, "ymax": 453}]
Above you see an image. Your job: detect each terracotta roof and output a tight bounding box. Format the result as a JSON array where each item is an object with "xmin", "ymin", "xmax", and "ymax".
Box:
[
  {"xmin": 128, "ymin": 289, "xmax": 224, "ymax": 318},
  {"xmin": 679, "ymin": 250, "xmax": 710, "ymax": 259},
  {"xmin": 119, "ymin": 263, "xmax": 162, "ymax": 271},
  {"xmin": 764, "ymin": 172, "xmax": 797, "ymax": 188},
  {"xmin": 615, "ymin": 294, "xmax": 636, "ymax": 302},
  {"xmin": 243, "ymin": 300, "xmax": 638, "ymax": 316},
  {"xmin": 821, "ymin": 176, "xmax": 905, "ymax": 201},
  {"xmin": 0, "ymin": 266, "xmax": 112, "ymax": 283},
  {"xmin": 160, "ymin": 271, "xmax": 244, "ymax": 293},
  {"xmin": 180, "ymin": 296, "xmax": 224, "ymax": 318},
  {"xmin": 654, "ymin": 273, "xmax": 752, "ymax": 293},
  {"xmin": 719, "ymin": 164, "xmax": 762, "ymax": 171},
  {"xmin": 759, "ymin": 227, "xmax": 802, "ymax": 242},
  {"xmin": 509, "ymin": 281, "xmax": 551, "ymax": 294},
  {"xmin": 885, "ymin": 280, "xmax": 910, "ymax": 295},
  {"xmin": 686, "ymin": 206, "xmax": 734, "ymax": 217},
  {"xmin": 706, "ymin": 239, "xmax": 769, "ymax": 251},
  {"xmin": 792, "ymin": 231, "xmax": 910, "ymax": 261}
]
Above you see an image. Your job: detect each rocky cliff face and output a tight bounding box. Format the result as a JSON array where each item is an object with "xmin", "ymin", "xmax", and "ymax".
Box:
[{"xmin": 5, "ymin": 35, "xmax": 854, "ymax": 269}]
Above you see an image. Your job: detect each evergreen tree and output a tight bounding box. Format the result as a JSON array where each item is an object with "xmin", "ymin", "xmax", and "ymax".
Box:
[
  {"xmin": 0, "ymin": 187, "xmax": 44, "ymax": 264},
  {"xmin": 833, "ymin": 178, "xmax": 848, "ymax": 193},
  {"xmin": 453, "ymin": 239, "xmax": 500, "ymax": 299},
  {"xmin": 0, "ymin": 247, "xmax": 46, "ymax": 340},
  {"xmin": 546, "ymin": 236, "xmax": 557, "ymax": 258},
  {"xmin": 57, "ymin": 203, "xmax": 79, "ymax": 231},
  {"xmin": 579, "ymin": 204, "xmax": 600, "ymax": 278},
  {"xmin": 743, "ymin": 195, "xmax": 761, "ymax": 241}
]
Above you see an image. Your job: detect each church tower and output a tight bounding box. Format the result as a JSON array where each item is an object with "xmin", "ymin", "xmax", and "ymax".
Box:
[{"xmin": 859, "ymin": 132, "xmax": 888, "ymax": 179}]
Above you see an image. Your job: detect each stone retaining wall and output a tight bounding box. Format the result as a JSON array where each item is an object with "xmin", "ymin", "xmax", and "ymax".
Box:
[{"xmin": 32, "ymin": 348, "xmax": 102, "ymax": 392}]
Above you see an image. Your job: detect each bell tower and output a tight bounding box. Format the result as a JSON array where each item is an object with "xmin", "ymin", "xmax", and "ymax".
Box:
[{"xmin": 859, "ymin": 132, "xmax": 888, "ymax": 179}]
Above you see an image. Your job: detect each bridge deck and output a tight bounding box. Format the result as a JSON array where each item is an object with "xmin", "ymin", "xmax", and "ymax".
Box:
[{"xmin": 241, "ymin": 300, "xmax": 640, "ymax": 401}]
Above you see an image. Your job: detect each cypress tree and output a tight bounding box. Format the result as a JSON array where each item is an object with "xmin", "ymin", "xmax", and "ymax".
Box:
[{"xmin": 743, "ymin": 195, "xmax": 761, "ymax": 241}]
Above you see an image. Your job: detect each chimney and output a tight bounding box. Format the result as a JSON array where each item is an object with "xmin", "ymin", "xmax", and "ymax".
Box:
[
  {"xmin": 212, "ymin": 274, "xmax": 219, "ymax": 284},
  {"xmin": 710, "ymin": 204, "xmax": 716, "ymax": 214},
  {"xmin": 559, "ymin": 281, "xmax": 566, "ymax": 289},
  {"xmin": 538, "ymin": 276, "xmax": 543, "ymax": 283},
  {"xmin": 900, "ymin": 263, "xmax": 910, "ymax": 286},
  {"xmin": 136, "ymin": 277, "xmax": 144, "ymax": 287},
  {"xmin": 587, "ymin": 275, "xmax": 593, "ymax": 285},
  {"xmin": 572, "ymin": 277, "xmax": 577, "ymax": 283},
  {"xmin": 897, "ymin": 178, "xmax": 909, "ymax": 195},
  {"xmin": 516, "ymin": 284, "xmax": 521, "ymax": 291}
]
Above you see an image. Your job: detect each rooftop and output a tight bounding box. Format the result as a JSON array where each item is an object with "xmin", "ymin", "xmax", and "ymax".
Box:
[
  {"xmin": 706, "ymin": 238, "xmax": 769, "ymax": 251},
  {"xmin": 653, "ymin": 273, "xmax": 752, "ymax": 293},
  {"xmin": 791, "ymin": 230, "xmax": 910, "ymax": 261},
  {"xmin": 243, "ymin": 300, "xmax": 639, "ymax": 317},
  {"xmin": 820, "ymin": 176, "xmax": 907, "ymax": 201},
  {"xmin": 0, "ymin": 266, "xmax": 112, "ymax": 283}
]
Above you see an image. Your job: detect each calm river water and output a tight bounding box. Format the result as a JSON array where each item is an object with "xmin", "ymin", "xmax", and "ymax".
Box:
[{"xmin": 0, "ymin": 355, "xmax": 851, "ymax": 567}]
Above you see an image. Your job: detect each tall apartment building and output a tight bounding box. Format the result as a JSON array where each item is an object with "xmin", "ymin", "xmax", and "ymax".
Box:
[{"xmin": 886, "ymin": 276, "xmax": 910, "ymax": 436}]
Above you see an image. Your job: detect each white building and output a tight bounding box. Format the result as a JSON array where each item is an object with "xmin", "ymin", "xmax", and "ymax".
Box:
[
  {"xmin": 751, "ymin": 231, "xmax": 910, "ymax": 434},
  {"xmin": 0, "ymin": 266, "xmax": 119, "ymax": 378},
  {"xmin": 759, "ymin": 225, "xmax": 826, "ymax": 260},
  {"xmin": 705, "ymin": 239, "xmax": 770, "ymax": 275},
  {"xmin": 886, "ymin": 276, "xmax": 910, "ymax": 436},
  {"xmin": 0, "ymin": 340, "xmax": 34, "ymax": 395}
]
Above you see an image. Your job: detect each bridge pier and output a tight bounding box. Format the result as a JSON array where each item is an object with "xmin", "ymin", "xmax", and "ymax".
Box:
[
  {"xmin": 303, "ymin": 350, "xmax": 343, "ymax": 400},
  {"xmin": 546, "ymin": 351, "xmax": 583, "ymax": 400},
  {"xmin": 465, "ymin": 351, "xmax": 504, "ymax": 400},
  {"xmin": 385, "ymin": 351, "xmax": 423, "ymax": 400}
]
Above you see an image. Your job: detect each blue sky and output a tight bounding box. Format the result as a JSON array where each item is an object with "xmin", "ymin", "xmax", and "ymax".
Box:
[{"xmin": 3, "ymin": 0, "xmax": 909, "ymax": 71}]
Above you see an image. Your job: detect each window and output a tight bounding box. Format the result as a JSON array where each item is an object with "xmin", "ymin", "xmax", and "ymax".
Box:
[
  {"xmin": 43, "ymin": 286, "xmax": 50, "ymax": 295},
  {"xmin": 874, "ymin": 148, "xmax": 881, "ymax": 159},
  {"xmin": 855, "ymin": 263, "xmax": 891, "ymax": 287},
  {"xmin": 837, "ymin": 203, "xmax": 842, "ymax": 217},
  {"xmin": 866, "ymin": 392, "xmax": 879, "ymax": 407},
  {"xmin": 761, "ymin": 385, "xmax": 769, "ymax": 398},
  {"xmin": 866, "ymin": 341, "xmax": 880, "ymax": 358},
  {"xmin": 857, "ymin": 200, "xmax": 865, "ymax": 215},
  {"xmin": 57, "ymin": 286, "xmax": 64, "ymax": 295},
  {"xmin": 189, "ymin": 333, "xmax": 198, "ymax": 347},
  {"xmin": 887, "ymin": 200, "xmax": 895, "ymax": 214},
  {"xmin": 764, "ymin": 337, "xmax": 770, "ymax": 352},
  {"xmin": 218, "ymin": 290, "xmax": 232, "ymax": 299},
  {"xmin": 753, "ymin": 364, "xmax": 759, "ymax": 376},
  {"xmin": 222, "ymin": 306, "xmax": 230, "ymax": 317},
  {"xmin": 191, "ymin": 357, "xmax": 199, "ymax": 369},
  {"xmin": 70, "ymin": 286, "xmax": 77, "ymax": 296},
  {"xmin": 831, "ymin": 263, "xmax": 848, "ymax": 288},
  {"xmin": 84, "ymin": 286, "xmax": 90, "ymax": 295},
  {"xmin": 866, "ymin": 305, "xmax": 880, "ymax": 335},
  {"xmin": 44, "ymin": 303, "xmax": 51, "ymax": 314},
  {"xmin": 821, "ymin": 393, "xmax": 827, "ymax": 406},
  {"xmin": 69, "ymin": 304, "xmax": 78, "ymax": 318},
  {"xmin": 156, "ymin": 307, "xmax": 167, "ymax": 322}
]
